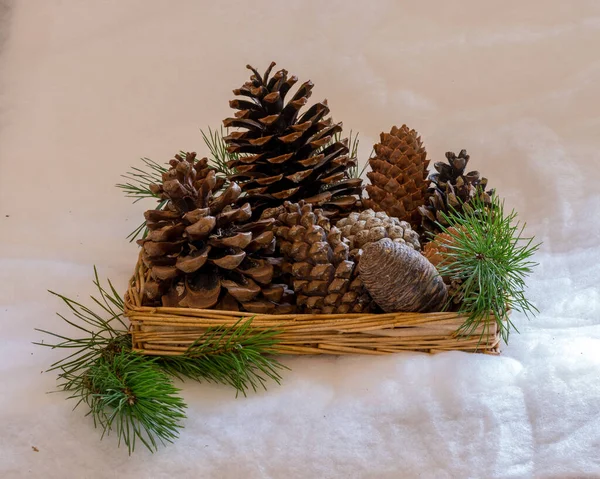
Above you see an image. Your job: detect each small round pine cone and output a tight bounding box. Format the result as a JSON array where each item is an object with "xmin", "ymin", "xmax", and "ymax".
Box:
[{"xmin": 336, "ymin": 209, "xmax": 420, "ymax": 257}]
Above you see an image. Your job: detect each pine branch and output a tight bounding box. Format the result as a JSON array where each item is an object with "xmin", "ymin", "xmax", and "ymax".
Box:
[
  {"xmin": 81, "ymin": 352, "xmax": 186, "ymax": 454},
  {"xmin": 119, "ymin": 128, "xmax": 237, "ymax": 242},
  {"xmin": 125, "ymin": 199, "xmax": 168, "ymax": 243},
  {"xmin": 35, "ymin": 269, "xmax": 287, "ymax": 451},
  {"xmin": 34, "ymin": 268, "xmax": 186, "ymax": 454},
  {"xmin": 159, "ymin": 319, "xmax": 288, "ymax": 397},
  {"xmin": 331, "ymin": 129, "xmax": 370, "ymax": 179},
  {"xmin": 333, "ymin": 129, "xmax": 359, "ymax": 159},
  {"xmin": 339, "ymin": 130, "xmax": 360, "ymax": 178},
  {"xmin": 435, "ymin": 194, "xmax": 541, "ymax": 344}
]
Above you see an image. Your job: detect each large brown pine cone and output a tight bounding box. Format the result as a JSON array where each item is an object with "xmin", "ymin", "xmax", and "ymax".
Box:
[
  {"xmin": 418, "ymin": 149, "xmax": 494, "ymax": 239},
  {"xmin": 223, "ymin": 62, "xmax": 363, "ymax": 220},
  {"xmin": 261, "ymin": 201, "xmax": 374, "ymax": 314},
  {"xmin": 138, "ymin": 152, "xmax": 294, "ymax": 313},
  {"xmin": 363, "ymin": 125, "xmax": 430, "ymax": 228}
]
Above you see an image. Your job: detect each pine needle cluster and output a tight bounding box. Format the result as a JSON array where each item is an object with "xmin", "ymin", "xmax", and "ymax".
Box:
[
  {"xmin": 35, "ymin": 269, "xmax": 286, "ymax": 453},
  {"xmin": 332, "ymin": 129, "xmax": 369, "ymax": 179},
  {"xmin": 116, "ymin": 127, "xmax": 370, "ymax": 240},
  {"xmin": 117, "ymin": 127, "xmax": 239, "ymax": 241},
  {"xmin": 434, "ymin": 194, "xmax": 540, "ymax": 343},
  {"xmin": 77, "ymin": 352, "xmax": 186, "ymax": 454},
  {"xmin": 200, "ymin": 126, "xmax": 238, "ymax": 178},
  {"xmin": 161, "ymin": 320, "xmax": 286, "ymax": 396}
]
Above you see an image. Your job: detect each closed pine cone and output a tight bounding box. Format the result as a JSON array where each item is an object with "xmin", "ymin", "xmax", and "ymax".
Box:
[
  {"xmin": 261, "ymin": 201, "xmax": 373, "ymax": 314},
  {"xmin": 418, "ymin": 149, "xmax": 494, "ymax": 238},
  {"xmin": 224, "ymin": 62, "xmax": 363, "ymax": 220},
  {"xmin": 336, "ymin": 209, "xmax": 420, "ymax": 258},
  {"xmin": 359, "ymin": 238, "xmax": 447, "ymax": 313},
  {"xmin": 363, "ymin": 125, "xmax": 430, "ymax": 228},
  {"xmin": 138, "ymin": 152, "xmax": 294, "ymax": 313}
]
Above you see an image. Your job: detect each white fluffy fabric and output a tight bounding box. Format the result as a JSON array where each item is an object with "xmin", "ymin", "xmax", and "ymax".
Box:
[{"xmin": 1, "ymin": 1, "xmax": 599, "ymax": 477}]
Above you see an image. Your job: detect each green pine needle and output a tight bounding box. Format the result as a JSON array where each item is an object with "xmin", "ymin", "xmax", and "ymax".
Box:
[
  {"xmin": 125, "ymin": 199, "xmax": 168, "ymax": 243},
  {"xmin": 332, "ymin": 129, "xmax": 369, "ymax": 179},
  {"xmin": 82, "ymin": 352, "xmax": 186, "ymax": 454},
  {"xmin": 434, "ymin": 194, "xmax": 541, "ymax": 344},
  {"xmin": 117, "ymin": 157, "xmax": 169, "ymax": 242},
  {"xmin": 35, "ymin": 269, "xmax": 287, "ymax": 452},
  {"xmin": 34, "ymin": 268, "xmax": 186, "ymax": 454},
  {"xmin": 333, "ymin": 129, "xmax": 360, "ymax": 159},
  {"xmin": 200, "ymin": 126, "xmax": 238, "ymax": 177},
  {"xmin": 118, "ymin": 128, "xmax": 238, "ymax": 242},
  {"xmin": 160, "ymin": 319, "xmax": 288, "ymax": 397},
  {"xmin": 116, "ymin": 158, "xmax": 167, "ymax": 202}
]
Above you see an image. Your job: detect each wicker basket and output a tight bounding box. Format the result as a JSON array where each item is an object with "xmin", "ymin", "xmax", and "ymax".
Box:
[{"xmin": 124, "ymin": 256, "xmax": 503, "ymax": 356}]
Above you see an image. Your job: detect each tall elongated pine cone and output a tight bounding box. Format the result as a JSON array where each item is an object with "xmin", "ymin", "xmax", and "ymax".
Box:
[
  {"xmin": 138, "ymin": 153, "xmax": 294, "ymax": 313},
  {"xmin": 363, "ymin": 125, "xmax": 430, "ymax": 228},
  {"xmin": 418, "ymin": 149, "xmax": 493, "ymax": 238},
  {"xmin": 336, "ymin": 209, "xmax": 420, "ymax": 257},
  {"xmin": 261, "ymin": 202, "xmax": 373, "ymax": 314},
  {"xmin": 223, "ymin": 62, "xmax": 363, "ymax": 220}
]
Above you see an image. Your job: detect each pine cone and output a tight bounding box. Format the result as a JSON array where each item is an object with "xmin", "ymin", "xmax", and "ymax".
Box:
[
  {"xmin": 423, "ymin": 228, "xmax": 463, "ymax": 310},
  {"xmin": 446, "ymin": 278, "xmax": 464, "ymax": 310},
  {"xmin": 418, "ymin": 149, "xmax": 493, "ymax": 239},
  {"xmin": 336, "ymin": 209, "xmax": 420, "ymax": 258},
  {"xmin": 363, "ymin": 125, "xmax": 430, "ymax": 228},
  {"xmin": 359, "ymin": 239, "xmax": 447, "ymax": 313},
  {"xmin": 261, "ymin": 201, "xmax": 373, "ymax": 314},
  {"xmin": 422, "ymin": 229, "xmax": 456, "ymax": 268},
  {"xmin": 138, "ymin": 153, "xmax": 294, "ymax": 313},
  {"xmin": 223, "ymin": 62, "xmax": 363, "ymax": 220}
]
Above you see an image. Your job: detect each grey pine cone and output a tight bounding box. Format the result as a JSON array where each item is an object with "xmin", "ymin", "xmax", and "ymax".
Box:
[
  {"xmin": 336, "ymin": 209, "xmax": 420, "ymax": 257},
  {"xmin": 358, "ymin": 238, "xmax": 447, "ymax": 313}
]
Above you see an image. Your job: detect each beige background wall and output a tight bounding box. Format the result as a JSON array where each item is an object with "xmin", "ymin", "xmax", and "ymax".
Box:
[{"xmin": 2, "ymin": 0, "xmax": 599, "ymax": 267}]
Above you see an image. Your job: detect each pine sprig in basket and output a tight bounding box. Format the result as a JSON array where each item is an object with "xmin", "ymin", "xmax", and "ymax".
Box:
[
  {"xmin": 333, "ymin": 129, "xmax": 370, "ymax": 179},
  {"xmin": 434, "ymin": 194, "xmax": 541, "ymax": 342}
]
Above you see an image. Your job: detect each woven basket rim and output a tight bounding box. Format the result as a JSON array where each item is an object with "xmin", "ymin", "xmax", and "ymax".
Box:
[{"xmin": 125, "ymin": 253, "xmax": 503, "ymax": 355}]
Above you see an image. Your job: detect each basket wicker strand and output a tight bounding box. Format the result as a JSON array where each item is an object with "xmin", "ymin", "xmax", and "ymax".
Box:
[{"xmin": 124, "ymin": 255, "xmax": 502, "ymax": 355}]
